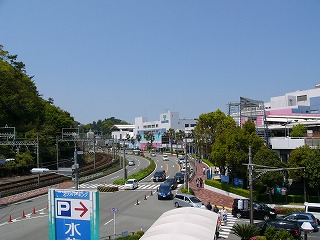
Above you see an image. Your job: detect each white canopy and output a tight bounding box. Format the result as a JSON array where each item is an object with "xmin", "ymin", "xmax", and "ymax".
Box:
[{"xmin": 140, "ymin": 207, "xmax": 218, "ymax": 240}]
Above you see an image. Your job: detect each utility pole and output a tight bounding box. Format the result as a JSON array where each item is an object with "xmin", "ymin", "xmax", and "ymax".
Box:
[
  {"xmin": 37, "ymin": 133, "xmax": 40, "ymax": 185},
  {"xmin": 248, "ymin": 146, "xmax": 253, "ymax": 225},
  {"xmin": 184, "ymin": 135, "xmax": 189, "ymax": 190},
  {"xmin": 123, "ymin": 138, "xmax": 127, "ymax": 180},
  {"xmin": 73, "ymin": 142, "xmax": 79, "ymax": 190},
  {"xmin": 245, "ymin": 148, "xmax": 305, "ymax": 225}
]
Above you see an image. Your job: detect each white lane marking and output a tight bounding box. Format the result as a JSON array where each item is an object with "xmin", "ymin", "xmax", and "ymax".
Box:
[{"xmin": 104, "ymin": 219, "xmax": 113, "ymax": 226}]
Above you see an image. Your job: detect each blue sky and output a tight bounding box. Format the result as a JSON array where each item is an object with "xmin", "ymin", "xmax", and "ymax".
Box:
[{"xmin": 1, "ymin": 1, "xmax": 319, "ymax": 124}]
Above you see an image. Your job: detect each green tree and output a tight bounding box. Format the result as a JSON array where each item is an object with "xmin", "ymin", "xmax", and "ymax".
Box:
[
  {"xmin": 144, "ymin": 131, "xmax": 155, "ymax": 150},
  {"xmin": 135, "ymin": 133, "xmax": 142, "ymax": 149},
  {"xmin": 253, "ymin": 146, "xmax": 286, "ymax": 202},
  {"xmin": 0, "ymin": 45, "xmax": 77, "ymax": 174},
  {"xmin": 165, "ymin": 128, "xmax": 176, "ymax": 154},
  {"xmin": 288, "ymin": 146, "xmax": 320, "ymax": 201},
  {"xmin": 194, "ymin": 110, "xmax": 234, "ymax": 159},
  {"xmin": 211, "ymin": 120, "xmax": 264, "ymax": 178},
  {"xmin": 290, "ymin": 123, "xmax": 307, "ymax": 137}
]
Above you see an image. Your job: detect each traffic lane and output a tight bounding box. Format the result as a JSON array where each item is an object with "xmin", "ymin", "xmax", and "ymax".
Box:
[
  {"xmin": 101, "ymin": 186, "xmax": 176, "ymax": 237},
  {"xmin": 0, "ymin": 188, "xmax": 157, "ymax": 239},
  {"xmin": 149, "ymin": 154, "xmax": 180, "ymax": 180},
  {"xmin": 84, "ymin": 155, "xmax": 150, "ymax": 185},
  {"xmin": 99, "ymin": 189, "xmax": 160, "ymax": 237},
  {"xmin": 0, "ymin": 194, "xmax": 48, "ymax": 225},
  {"xmin": 0, "ymin": 212, "xmax": 48, "ymax": 240}
]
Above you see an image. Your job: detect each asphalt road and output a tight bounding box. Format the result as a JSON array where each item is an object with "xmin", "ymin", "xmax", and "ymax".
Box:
[{"xmin": 0, "ymin": 153, "xmax": 182, "ymax": 240}]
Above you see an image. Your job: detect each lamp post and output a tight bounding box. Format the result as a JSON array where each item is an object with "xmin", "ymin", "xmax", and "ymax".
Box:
[
  {"xmin": 301, "ymin": 222, "xmax": 314, "ymax": 240},
  {"xmin": 73, "ymin": 142, "xmax": 79, "ymax": 190},
  {"xmin": 248, "ymin": 146, "xmax": 254, "ymax": 224},
  {"xmin": 123, "ymin": 138, "xmax": 127, "ymax": 180}
]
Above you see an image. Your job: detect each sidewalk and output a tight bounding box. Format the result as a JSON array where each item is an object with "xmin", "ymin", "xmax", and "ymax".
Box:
[
  {"xmin": 189, "ymin": 159, "xmax": 241, "ymax": 240},
  {"xmin": 190, "ymin": 159, "xmax": 235, "ymax": 210}
]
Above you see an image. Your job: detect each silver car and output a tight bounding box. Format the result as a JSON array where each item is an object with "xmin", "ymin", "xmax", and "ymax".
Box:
[{"xmin": 173, "ymin": 193, "xmax": 205, "ymax": 208}]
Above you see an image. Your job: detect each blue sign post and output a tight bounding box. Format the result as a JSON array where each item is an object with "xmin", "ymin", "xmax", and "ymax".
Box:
[{"xmin": 48, "ymin": 189, "xmax": 100, "ymax": 240}]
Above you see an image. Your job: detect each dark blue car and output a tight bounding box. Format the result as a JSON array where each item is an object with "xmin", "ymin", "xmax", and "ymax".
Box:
[
  {"xmin": 164, "ymin": 178, "xmax": 178, "ymax": 190},
  {"xmin": 157, "ymin": 183, "xmax": 173, "ymax": 200}
]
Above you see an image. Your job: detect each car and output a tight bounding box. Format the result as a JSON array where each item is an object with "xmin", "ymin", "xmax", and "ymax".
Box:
[
  {"xmin": 153, "ymin": 170, "xmax": 166, "ymax": 182},
  {"xmin": 180, "ymin": 165, "xmax": 193, "ymax": 173},
  {"xmin": 178, "ymin": 157, "xmax": 185, "ymax": 164},
  {"xmin": 173, "ymin": 193, "xmax": 205, "ymax": 208},
  {"xmin": 164, "ymin": 177, "xmax": 178, "ymax": 190},
  {"xmin": 232, "ymin": 199, "xmax": 277, "ymax": 220},
  {"xmin": 279, "ymin": 212, "xmax": 319, "ymax": 232},
  {"xmin": 255, "ymin": 219, "xmax": 301, "ymax": 239},
  {"xmin": 124, "ymin": 179, "xmax": 138, "ymax": 190},
  {"xmin": 174, "ymin": 172, "xmax": 185, "ymax": 184},
  {"xmin": 128, "ymin": 160, "xmax": 135, "ymax": 166},
  {"xmin": 304, "ymin": 202, "xmax": 320, "ymax": 224},
  {"xmin": 150, "ymin": 152, "xmax": 156, "ymax": 157},
  {"xmin": 157, "ymin": 183, "xmax": 173, "ymax": 200},
  {"xmin": 162, "ymin": 155, "xmax": 169, "ymax": 161}
]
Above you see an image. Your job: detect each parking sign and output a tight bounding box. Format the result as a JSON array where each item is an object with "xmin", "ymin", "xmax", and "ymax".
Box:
[{"xmin": 48, "ymin": 189, "xmax": 100, "ymax": 240}]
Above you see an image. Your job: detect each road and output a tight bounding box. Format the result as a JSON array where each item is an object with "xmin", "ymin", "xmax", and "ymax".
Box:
[
  {"xmin": 0, "ymin": 153, "xmax": 183, "ymax": 240},
  {"xmin": 3, "ymin": 153, "xmax": 316, "ymax": 240}
]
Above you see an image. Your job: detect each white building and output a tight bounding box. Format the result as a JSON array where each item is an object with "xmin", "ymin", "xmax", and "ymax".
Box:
[
  {"xmin": 233, "ymin": 84, "xmax": 320, "ymax": 162},
  {"xmin": 134, "ymin": 111, "xmax": 197, "ymax": 150}
]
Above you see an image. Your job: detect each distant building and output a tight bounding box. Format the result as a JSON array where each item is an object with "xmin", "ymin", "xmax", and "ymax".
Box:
[
  {"xmin": 229, "ymin": 84, "xmax": 320, "ymax": 161},
  {"xmin": 134, "ymin": 111, "xmax": 197, "ymax": 150}
]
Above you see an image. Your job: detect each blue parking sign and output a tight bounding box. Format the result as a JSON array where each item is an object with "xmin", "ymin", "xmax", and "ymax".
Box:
[
  {"xmin": 56, "ymin": 219, "xmax": 90, "ymax": 240},
  {"xmin": 48, "ymin": 189, "xmax": 100, "ymax": 240}
]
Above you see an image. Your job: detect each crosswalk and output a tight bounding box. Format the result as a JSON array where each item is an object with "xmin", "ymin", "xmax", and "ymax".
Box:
[
  {"xmin": 218, "ymin": 213, "xmax": 237, "ymax": 239},
  {"xmin": 79, "ymin": 182, "xmax": 162, "ymax": 191}
]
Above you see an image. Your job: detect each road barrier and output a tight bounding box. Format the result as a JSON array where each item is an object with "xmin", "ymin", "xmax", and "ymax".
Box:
[{"xmin": 97, "ymin": 186, "xmax": 119, "ymax": 192}]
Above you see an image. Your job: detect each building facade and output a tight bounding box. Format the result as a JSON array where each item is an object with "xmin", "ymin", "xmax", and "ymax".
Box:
[
  {"xmin": 134, "ymin": 111, "xmax": 197, "ymax": 150},
  {"xmin": 231, "ymin": 84, "xmax": 320, "ymax": 162}
]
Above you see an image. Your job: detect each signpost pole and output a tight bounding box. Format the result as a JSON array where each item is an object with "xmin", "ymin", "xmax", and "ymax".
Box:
[
  {"xmin": 74, "ymin": 143, "xmax": 79, "ymax": 190},
  {"xmin": 114, "ymin": 212, "xmax": 116, "ymax": 237}
]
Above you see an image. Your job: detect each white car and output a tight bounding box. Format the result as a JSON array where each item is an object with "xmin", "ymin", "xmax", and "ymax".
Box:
[
  {"xmin": 128, "ymin": 160, "xmax": 135, "ymax": 166},
  {"xmin": 162, "ymin": 155, "xmax": 169, "ymax": 161},
  {"xmin": 124, "ymin": 179, "xmax": 138, "ymax": 190}
]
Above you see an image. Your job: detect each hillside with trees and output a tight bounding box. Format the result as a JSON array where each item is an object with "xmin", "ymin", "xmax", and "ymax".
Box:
[{"xmin": 0, "ymin": 46, "xmax": 126, "ymax": 177}]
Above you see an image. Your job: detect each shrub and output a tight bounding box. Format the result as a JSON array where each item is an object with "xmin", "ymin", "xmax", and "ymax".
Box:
[
  {"xmin": 181, "ymin": 187, "xmax": 194, "ymax": 195},
  {"xmin": 274, "ymin": 207, "xmax": 304, "ymax": 215},
  {"xmin": 231, "ymin": 223, "xmax": 261, "ymax": 240},
  {"xmin": 134, "ymin": 230, "xmax": 144, "ymax": 237},
  {"xmin": 264, "ymin": 226, "xmax": 295, "ymax": 240}
]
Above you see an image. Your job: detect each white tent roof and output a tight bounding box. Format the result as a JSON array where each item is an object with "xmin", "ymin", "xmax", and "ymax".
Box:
[{"xmin": 140, "ymin": 207, "xmax": 218, "ymax": 240}]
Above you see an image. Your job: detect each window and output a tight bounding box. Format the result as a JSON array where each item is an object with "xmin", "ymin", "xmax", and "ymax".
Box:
[{"xmin": 297, "ymin": 95, "xmax": 307, "ymax": 102}]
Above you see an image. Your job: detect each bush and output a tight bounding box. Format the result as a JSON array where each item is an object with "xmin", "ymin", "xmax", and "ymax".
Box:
[
  {"xmin": 134, "ymin": 230, "xmax": 144, "ymax": 237},
  {"xmin": 181, "ymin": 187, "xmax": 194, "ymax": 195},
  {"xmin": 264, "ymin": 226, "xmax": 295, "ymax": 240},
  {"xmin": 205, "ymin": 179, "xmax": 258, "ymax": 200},
  {"xmin": 274, "ymin": 207, "xmax": 304, "ymax": 215},
  {"xmin": 231, "ymin": 223, "xmax": 261, "ymax": 240}
]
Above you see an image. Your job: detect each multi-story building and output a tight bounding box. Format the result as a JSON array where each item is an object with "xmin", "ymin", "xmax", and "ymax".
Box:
[
  {"xmin": 110, "ymin": 111, "xmax": 197, "ymax": 150},
  {"xmin": 134, "ymin": 111, "xmax": 197, "ymax": 150},
  {"xmin": 230, "ymin": 84, "xmax": 320, "ymax": 161}
]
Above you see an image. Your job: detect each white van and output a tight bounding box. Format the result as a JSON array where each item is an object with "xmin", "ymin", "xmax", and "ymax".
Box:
[{"xmin": 304, "ymin": 202, "xmax": 320, "ymax": 223}]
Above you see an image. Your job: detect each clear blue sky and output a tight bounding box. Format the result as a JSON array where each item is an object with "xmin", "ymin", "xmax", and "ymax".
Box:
[{"xmin": 1, "ymin": 1, "xmax": 319, "ymax": 124}]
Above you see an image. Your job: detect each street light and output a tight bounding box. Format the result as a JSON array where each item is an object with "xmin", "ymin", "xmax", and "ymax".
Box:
[{"xmin": 301, "ymin": 222, "xmax": 314, "ymax": 240}]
